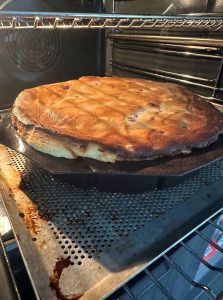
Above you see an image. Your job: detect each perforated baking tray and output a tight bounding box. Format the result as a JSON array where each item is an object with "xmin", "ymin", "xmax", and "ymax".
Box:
[{"xmin": 0, "ymin": 146, "xmax": 223, "ymax": 299}]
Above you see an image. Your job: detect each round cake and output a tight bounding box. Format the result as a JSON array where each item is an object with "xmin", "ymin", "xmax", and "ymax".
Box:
[{"xmin": 11, "ymin": 76, "xmax": 223, "ymax": 162}]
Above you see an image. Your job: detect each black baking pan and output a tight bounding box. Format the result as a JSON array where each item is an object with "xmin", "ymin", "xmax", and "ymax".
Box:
[{"xmin": 1, "ymin": 112, "xmax": 223, "ymax": 192}]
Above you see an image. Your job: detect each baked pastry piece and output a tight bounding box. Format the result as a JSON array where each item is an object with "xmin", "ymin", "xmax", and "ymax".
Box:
[{"xmin": 11, "ymin": 76, "xmax": 223, "ymax": 162}]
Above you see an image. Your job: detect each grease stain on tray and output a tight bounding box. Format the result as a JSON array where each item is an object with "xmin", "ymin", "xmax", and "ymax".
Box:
[{"xmin": 49, "ymin": 257, "xmax": 83, "ymax": 300}]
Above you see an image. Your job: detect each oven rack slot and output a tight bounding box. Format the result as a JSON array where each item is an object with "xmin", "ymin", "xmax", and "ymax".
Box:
[
  {"xmin": 109, "ymin": 35, "xmax": 223, "ymax": 48},
  {"xmin": 111, "ymin": 61, "xmax": 222, "ymax": 109},
  {"xmin": 0, "ymin": 11, "xmax": 222, "ymax": 30},
  {"xmin": 109, "ymin": 35, "xmax": 223, "ymax": 103},
  {"xmin": 103, "ymin": 208, "xmax": 223, "ymax": 300},
  {"xmin": 112, "ymin": 61, "xmax": 219, "ymax": 91}
]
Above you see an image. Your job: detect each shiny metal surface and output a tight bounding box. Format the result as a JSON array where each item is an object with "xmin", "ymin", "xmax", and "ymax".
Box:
[
  {"xmin": 0, "ymin": 145, "xmax": 223, "ymax": 299},
  {"xmin": 103, "ymin": 208, "xmax": 223, "ymax": 300},
  {"xmin": 113, "ymin": 62, "xmax": 217, "ymax": 90},
  {"xmin": 110, "ymin": 34, "xmax": 223, "ymax": 100},
  {"xmin": 0, "ymin": 11, "xmax": 222, "ymax": 30},
  {"xmin": 109, "ymin": 34, "xmax": 223, "ymax": 47}
]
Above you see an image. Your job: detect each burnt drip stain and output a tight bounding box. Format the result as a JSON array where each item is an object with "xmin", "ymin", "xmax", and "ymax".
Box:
[
  {"xmin": 49, "ymin": 257, "xmax": 83, "ymax": 300},
  {"xmin": 19, "ymin": 205, "xmax": 48, "ymax": 235}
]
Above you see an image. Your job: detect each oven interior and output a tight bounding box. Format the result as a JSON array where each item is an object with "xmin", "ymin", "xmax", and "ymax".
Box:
[{"xmin": 0, "ymin": 1, "xmax": 223, "ymax": 300}]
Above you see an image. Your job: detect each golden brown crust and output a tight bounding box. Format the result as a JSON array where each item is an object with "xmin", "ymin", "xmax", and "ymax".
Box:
[{"xmin": 11, "ymin": 76, "xmax": 223, "ymax": 162}]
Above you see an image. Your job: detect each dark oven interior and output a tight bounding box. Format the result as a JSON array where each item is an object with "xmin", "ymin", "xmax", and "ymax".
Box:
[{"xmin": 0, "ymin": 1, "xmax": 223, "ymax": 300}]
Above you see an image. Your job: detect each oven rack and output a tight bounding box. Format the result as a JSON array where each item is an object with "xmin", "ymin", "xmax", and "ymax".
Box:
[
  {"xmin": 103, "ymin": 208, "xmax": 223, "ymax": 300},
  {"xmin": 108, "ymin": 33, "xmax": 223, "ymax": 102},
  {"xmin": 0, "ymin": 11, "xmax": 223, "ymax": 31}
]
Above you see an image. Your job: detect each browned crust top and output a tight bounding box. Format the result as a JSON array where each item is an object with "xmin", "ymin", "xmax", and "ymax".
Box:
[{"xmin": 12, "ymin": 76, "xmax": 223, "ymax": 159}]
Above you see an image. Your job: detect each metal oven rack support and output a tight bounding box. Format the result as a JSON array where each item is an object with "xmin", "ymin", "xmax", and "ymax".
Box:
[
  {"xmin": 108, "ymin": 33, "xmax": 223, "ymax": 104},
  {"xmin": 103, "ymin": 208, "xmax": 223, "ymax": 300},
  {"xmin": 0, "ymin": 11, "xmax": 222, "ymax": 30}
]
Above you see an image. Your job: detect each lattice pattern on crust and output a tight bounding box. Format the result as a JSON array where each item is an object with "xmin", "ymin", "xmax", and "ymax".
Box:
[{"xmin": 12, "ymin": 76, "xmax": 223, "ymax": 162}]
